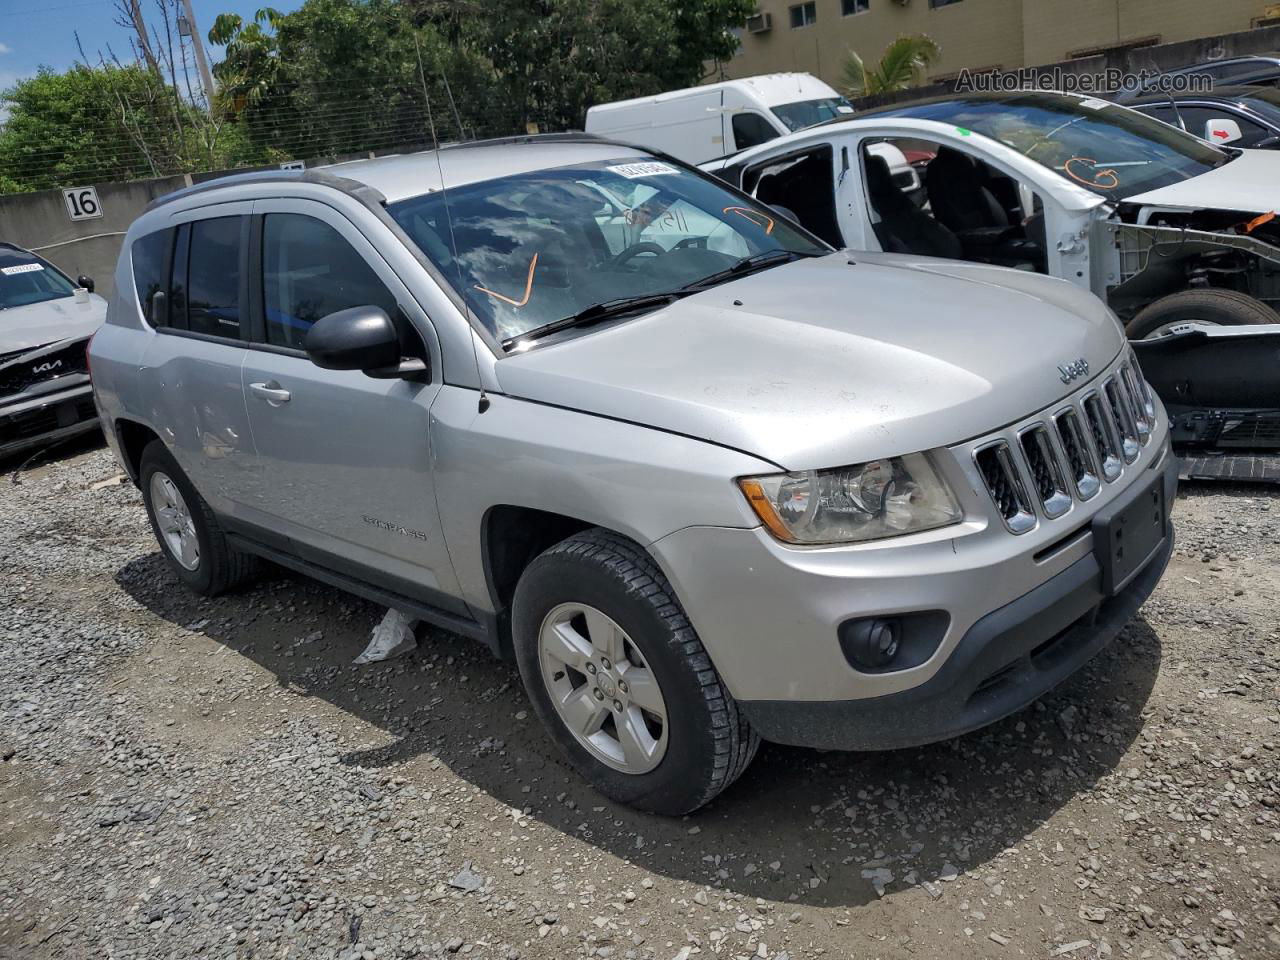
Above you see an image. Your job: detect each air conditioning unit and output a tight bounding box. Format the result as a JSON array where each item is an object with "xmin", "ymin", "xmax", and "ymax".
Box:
[{"xmin": 746, "ymin": 12, "xmax": 773, "ymax": 33}]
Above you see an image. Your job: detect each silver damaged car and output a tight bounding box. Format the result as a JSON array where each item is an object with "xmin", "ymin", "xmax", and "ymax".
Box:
[
  {"xmin": 89, "ymin": 137, "xmax": 1177, "ymax": 813},
  {"xmin": 1, "ymin": 243, "xmax": 105, "ymax": 459}
]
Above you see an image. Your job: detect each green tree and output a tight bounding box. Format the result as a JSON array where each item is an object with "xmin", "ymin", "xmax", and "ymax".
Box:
[
  {"xmin": 841, "ymin": 34, "xmax": 941, "ymax": 98},
  {"xmin": 0, "ymin": 65, "xmax": 262, "ymax": 192}
]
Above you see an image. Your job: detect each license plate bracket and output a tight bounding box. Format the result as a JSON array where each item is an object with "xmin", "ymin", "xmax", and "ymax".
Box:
[{"xmin": 1093, "ymin": 473, "xmax": 1165, "ymax": 596}]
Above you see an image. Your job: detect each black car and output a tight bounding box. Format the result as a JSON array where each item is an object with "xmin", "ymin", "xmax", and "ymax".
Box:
[{"xmin": 1125, "ymin": 85, "xmax": 1280, "ymax": 150}]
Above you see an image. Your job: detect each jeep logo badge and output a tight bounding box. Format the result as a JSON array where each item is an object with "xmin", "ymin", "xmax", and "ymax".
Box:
[{"xmin": 1058, "ymin": 358, "xmax": 1089, "ymax": 384}]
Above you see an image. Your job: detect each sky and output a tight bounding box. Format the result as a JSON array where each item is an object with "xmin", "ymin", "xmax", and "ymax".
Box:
[{"xmin": 0, "ymin": 0, "xmax": 305, "ymax": 102}]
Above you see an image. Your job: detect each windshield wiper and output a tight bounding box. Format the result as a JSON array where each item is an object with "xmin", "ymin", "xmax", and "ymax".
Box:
[
  {"xmin": 502, "ymin": 292, "xmax": 687, "ymax": 350},
  {"xmin": 682, "ymin": 249, "xmax": 820, "ymax": 292}
]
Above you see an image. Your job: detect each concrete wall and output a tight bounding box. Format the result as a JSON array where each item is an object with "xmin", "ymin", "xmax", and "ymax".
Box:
[
  {"xmin": 0, "ymin": 176, "xmax": 191, "ymax": 300},
  {"xmin": 725, "ymin": 0, "xmax": 1280, "ymax": 91}
]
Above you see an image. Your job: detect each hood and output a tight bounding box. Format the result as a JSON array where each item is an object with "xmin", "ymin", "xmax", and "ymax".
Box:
[
  {"xmin": 0, "ymin": 294, "xmax": 107, "ymax": 355},
  {"xmin": 497, "ymin": 253, "xmax": 1125, "ymax": 470},
  {"xmin": 1123, "ymin": 149, "xmax": 1280, "ymax": 213}
]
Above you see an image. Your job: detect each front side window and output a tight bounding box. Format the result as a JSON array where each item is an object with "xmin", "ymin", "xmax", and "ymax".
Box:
[
  {"xmin": 877, "ymin": 92, "xmax": 1231, "ymax": 199},
  {"xmin": 789, "ymin": 2, "xmax": 816, "ymax": 28},
  {"xmin": 262, "ymin": 214, "xmax": 400, "ymax": 350},
  {"xmin": 733, "ymin": 112, "xmax": 781, "ymax": 149},
  {"xmin": 387, "ymin": 158, "xmax": 828, "ymax": 345},
  {"xmin": 186, "ymin": 217, "xmax": 242, "ymax": 337},
  {"xmin": 131, "ymin": 229, "xmax": 172, "ymax": 326},
  {"xmin": 771, "ymin": 96, "xmax": 855, "ymax": 131},
  {"xmin": 0, "ymin": 248, "xmax": 77, "ymax": 311}
]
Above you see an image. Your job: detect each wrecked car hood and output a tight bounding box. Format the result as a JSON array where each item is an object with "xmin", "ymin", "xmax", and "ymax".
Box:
[
  {"xmin": 497, "ymin": 253, "xmax": 1125, "ymax": 470},
  {"xmin": 0, "ymin": 294, "xmax": 107, "ymax": 354},
  {"xmin": 1124, "ymin": 149, "xmax": 1280, "ymax": 214}
]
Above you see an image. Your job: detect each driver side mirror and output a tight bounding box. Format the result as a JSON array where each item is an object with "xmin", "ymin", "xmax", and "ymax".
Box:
[
  {"xmin": 76, "ymin": 275, "xmax": 95, "ymax": 293},
  {"xmin": 304, "ymin": 306, "xmax": 428, "ymax": 380},
  {"xmin": 1203, "ymin": 118, "xmax": 1243, "ymax": 145}
]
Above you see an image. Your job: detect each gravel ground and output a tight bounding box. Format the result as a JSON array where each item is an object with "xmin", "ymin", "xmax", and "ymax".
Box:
[{"xmin": 1, "ymin": 442, "xmax": 1277, "ymax": 960}]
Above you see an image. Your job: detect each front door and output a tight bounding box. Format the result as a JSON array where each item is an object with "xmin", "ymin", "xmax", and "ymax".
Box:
[{"xmin": 238, "ymin": 200, "xmax": 464, "ymax": 610}]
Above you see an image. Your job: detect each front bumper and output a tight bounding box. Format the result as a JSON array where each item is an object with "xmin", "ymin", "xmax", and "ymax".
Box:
[
  {"xmin": 651, "ymin": 428, "xmax": 1177, "ymax": 750},
  {"xmin": 0, "ymin": 379, "xmax": 100, "ymax": 459},
  {"xmin": 740, "ymin": 517, "xmax": 1172, "ymax": 751}
]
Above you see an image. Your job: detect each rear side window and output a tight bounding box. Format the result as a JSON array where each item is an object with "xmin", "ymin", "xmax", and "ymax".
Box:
[
  {"xmin": 131, "ymin": 229, "xmax": 172, "ymax": 326},
  {"xmin": 261, "ymin": 213, "xmax": 399, "ymax": 350},
  {"xmin": 186, "ymin": 217, "xmax": 242, "ymax": 337}
]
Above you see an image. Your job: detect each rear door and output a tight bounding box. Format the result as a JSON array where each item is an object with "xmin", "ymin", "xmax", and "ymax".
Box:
[
  {"xmin": 237, "ymin": 199, "xmax": 464, "ymax": 609},
  {"xmin": 136, "ymin": 205, "xmax": 255, "ymax": 515}
]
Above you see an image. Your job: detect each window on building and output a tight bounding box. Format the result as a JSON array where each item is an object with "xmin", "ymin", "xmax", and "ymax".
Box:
[
  {"xmin": 186, "ymin": 217, "xmax": 242, "ymax": 337},
  {"xmin": 732, "ymin": 112, "xmax": 781, "ymax": 150},
  {"xmin": 261, "ymin": 214, "xmax": 400, "ymax": 351},
  {"xmin": 929, "ymin": 0, "xmax": 963, "ymax": 7},
  {"xmin": 842, "ymin": 0, "xmax": 869, "ymax": 15},
  {"xmin": 789, "ymin": 2, "xmax": 817, "ymax": 28}
]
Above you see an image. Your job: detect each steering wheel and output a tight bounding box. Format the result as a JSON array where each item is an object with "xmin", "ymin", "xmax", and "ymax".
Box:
[{"xmin": 611, "ymin": 241, "xmax": 668, "ymax": 267}]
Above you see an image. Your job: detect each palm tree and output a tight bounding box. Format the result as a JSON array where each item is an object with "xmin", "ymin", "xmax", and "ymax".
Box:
[{"xmin": 841, "ymin": 34, "xmax": 941, "ymax": 98}]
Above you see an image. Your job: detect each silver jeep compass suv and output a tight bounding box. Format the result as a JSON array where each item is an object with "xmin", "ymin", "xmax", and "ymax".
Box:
[{"xmin": 90, "ymin": 136, "xmax": 1176, "ymax": 814}]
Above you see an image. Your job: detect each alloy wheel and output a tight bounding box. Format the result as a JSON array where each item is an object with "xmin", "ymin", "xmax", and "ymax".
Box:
[{"xmin": 537, "ymin": 602, "xmax": 669, "ymax": 774}]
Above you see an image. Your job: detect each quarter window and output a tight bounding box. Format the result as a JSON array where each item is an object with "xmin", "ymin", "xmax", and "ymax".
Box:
[
  {"xmin": 789, "ymin": 2, "xmax": 816, "ymax": 28},
  {"xmin": 733, "ymin": 112, "xmax": 781, "ymax": 150},
  {"xmin": 186, "ymin": 217, "xmax": 243, "ymax": 337},
  {"xmin": 131, "ymin": 229, "xmax": 172, "ymax": 326},
  {"xmin": 261, "ymin": 214, "xmax": 400, "ymax": 350}
]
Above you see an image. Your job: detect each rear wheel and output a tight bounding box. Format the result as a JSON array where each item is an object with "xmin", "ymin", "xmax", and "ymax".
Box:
[
  {"xmin": 512, "ymin": 529, "xmax": 758, "ymax": 815},
  {"xmin": 139, "ymin": 440, "xmax": 256, "ymax": 596},
  {"xmin": 1127, "ymin": 288, "xmax": 1277, "ymax": 340}
]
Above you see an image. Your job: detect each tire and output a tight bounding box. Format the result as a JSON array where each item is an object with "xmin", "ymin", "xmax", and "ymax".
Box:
[
  {"xmin": 1126, "ymin": 288, "xmax": 1277, "ymax": 340},
  {"xmin": 138, "ymin": 440, "xmax": 256, "ymax": 596},
  {"xmin": 511, "ymin": 529, "xmax": 758, "ymax": 815}
]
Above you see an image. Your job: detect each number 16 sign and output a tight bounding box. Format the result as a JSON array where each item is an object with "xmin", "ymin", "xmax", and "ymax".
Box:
[{"xmin": 63, "ymin": 186, "xmax": 103, "ymax": 221}]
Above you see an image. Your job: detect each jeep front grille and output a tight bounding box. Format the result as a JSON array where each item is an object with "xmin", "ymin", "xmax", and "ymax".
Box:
[
  {"xmin": 1053, "ymin": 408, "xmax": 1101, "ymax": 501},
  {"xmin": 974, "ymin": 441, "xmax": 1037, "ymax": 533},
  {"xmin": 1019, "ymin": 425, "xmax": 1073, "ymax": 518},
  {"xmin": 967, "ymin": 353, "xmax": 1159, "ymax": 534},
  {"xmin": 1082, "ymin": 392, "xmax": 1123, "ymax": 482},
  {"xmin": 1104, "ymin": 377, "xmax": 1141, "ymax": 462}
]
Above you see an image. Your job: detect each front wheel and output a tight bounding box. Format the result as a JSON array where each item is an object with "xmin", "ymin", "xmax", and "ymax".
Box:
[
  {"xmin": 511, "ymin": 529, "xmax": 758, "ymax": 815},
  {"xmin": 1126, "ymin": 288, "xmax": 1277, "ymax": 340}
]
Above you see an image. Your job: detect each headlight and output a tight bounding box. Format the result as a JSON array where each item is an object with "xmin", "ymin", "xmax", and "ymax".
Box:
[{"xmin": 738, "ymin": 453, "xmax": 962, "ymax": 545}]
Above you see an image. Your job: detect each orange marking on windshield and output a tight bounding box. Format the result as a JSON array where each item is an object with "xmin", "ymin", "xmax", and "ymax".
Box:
[
  {"xmin": 723, "ymin": 206, "xmax": 775, "ymax": 234},
  {"xmin": 1063, "ymin": 156, "xmax": 1119, "ymax": 190},
  {"xmin": 475, "ymin": 253, "xmax": 538, "ymax": 307}
]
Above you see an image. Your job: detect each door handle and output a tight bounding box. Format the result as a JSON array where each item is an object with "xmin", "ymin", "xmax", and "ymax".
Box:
[{"xmin": 249, "ymin": 381, "xmax": 291, "ymax": 405}]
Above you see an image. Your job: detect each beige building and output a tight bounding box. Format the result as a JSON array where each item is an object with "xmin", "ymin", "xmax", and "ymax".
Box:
[{"xmin": 723, "ymin": 0, "xmax": 1280, "ymax": 90}]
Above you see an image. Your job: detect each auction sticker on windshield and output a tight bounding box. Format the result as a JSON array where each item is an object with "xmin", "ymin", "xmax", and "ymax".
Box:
[
  {"xmin": 1, "ymin": 263, "xmax": 44, "ymax": 276},
  {"xmin": 607, "ymin": 161, "xmax": 679, "ymax": 178}
]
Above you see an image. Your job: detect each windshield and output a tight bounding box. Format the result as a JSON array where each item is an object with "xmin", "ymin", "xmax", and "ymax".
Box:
[
  {"xmin": 0, "ymin": 250, "xmax": 78, "ymax": 311},
  {"xmin": 1239, "ymin": 88, "xmax": 1280, "ymax": 118},
  {"xmin": 875, "ymin": 92, "xmax": 1231, "ymax": 199},
  {"xmin": 387, "ymin": 158, "xmax": 828, "ymax": 344},
  {"xmin": 772, "ymin": 96, "xmax": 855, "ymax": 131}
]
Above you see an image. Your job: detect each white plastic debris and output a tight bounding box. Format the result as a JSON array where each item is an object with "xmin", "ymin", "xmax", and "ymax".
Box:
[{"xmin": 353, "ymin": 607, "xmax": 418, "ymax": 664}]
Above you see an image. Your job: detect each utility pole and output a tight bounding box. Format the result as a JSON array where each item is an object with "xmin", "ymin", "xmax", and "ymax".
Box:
[{"xmin": 178, "ymin": 0, "xmax": 216, "ymax": 102}]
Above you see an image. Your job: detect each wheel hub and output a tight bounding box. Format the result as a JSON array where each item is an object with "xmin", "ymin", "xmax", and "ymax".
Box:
[
  {"xmin": 150, "ymin": 471, "xmax": 200, "ymax": 571},
  {"xmin": 537, "ymin": 602, "xmax": 669, "ymax": 775}
]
